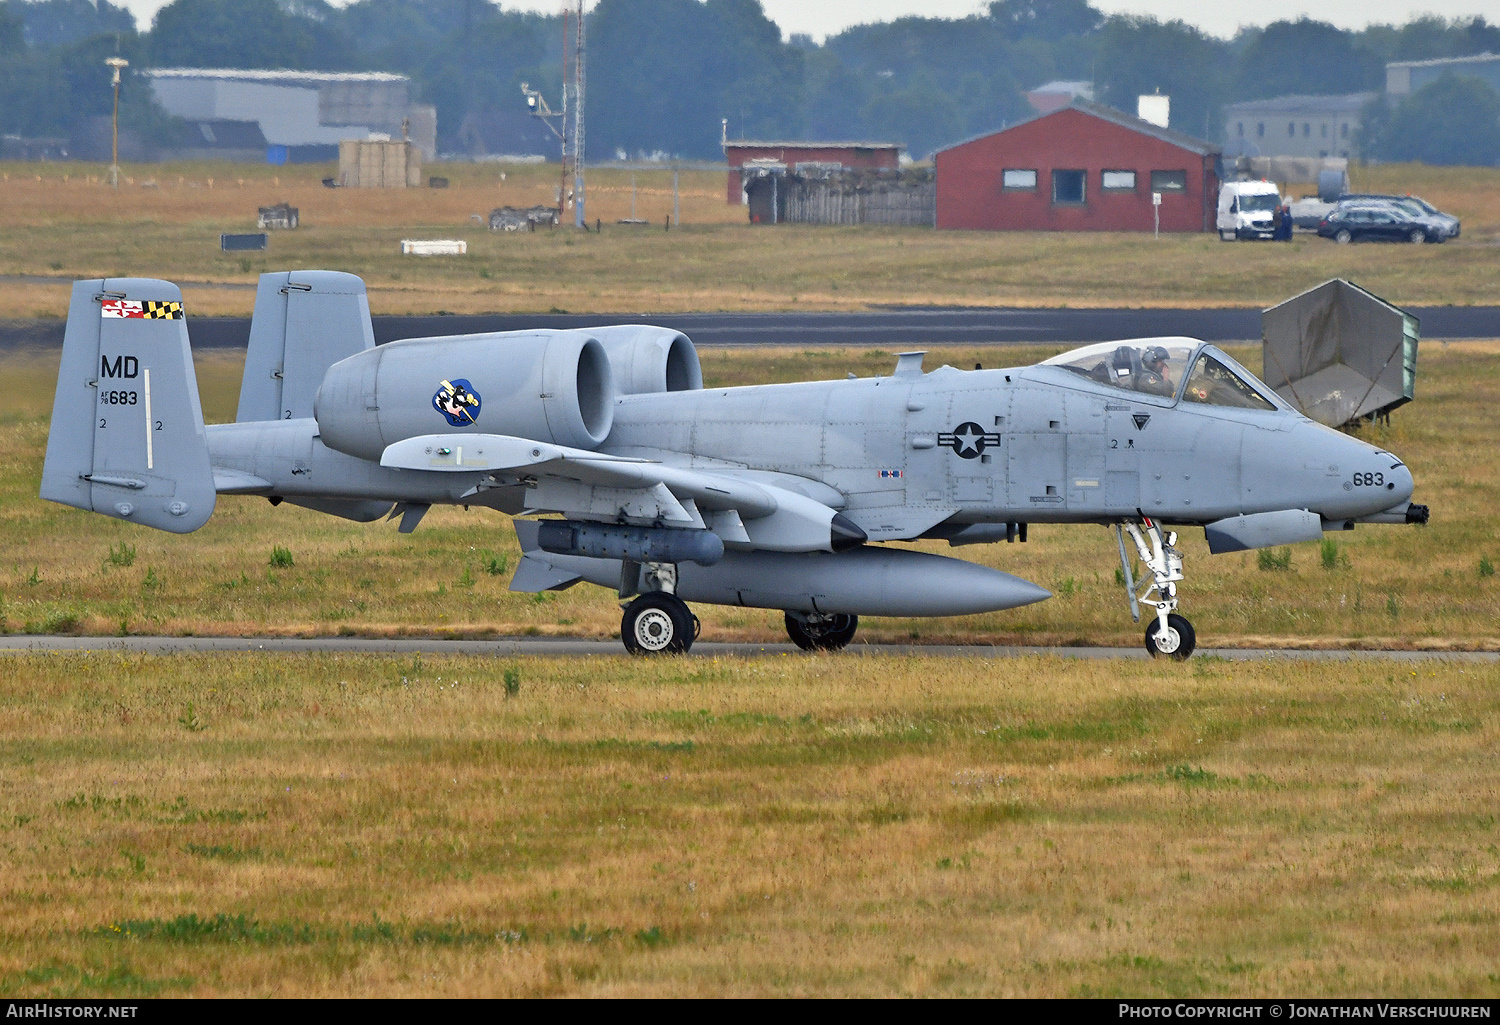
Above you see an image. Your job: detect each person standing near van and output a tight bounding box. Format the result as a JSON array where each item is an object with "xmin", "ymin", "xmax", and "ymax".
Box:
[{"xmin": 1274, "ymin": 202, "xmax": 1293, "ymax": 241}]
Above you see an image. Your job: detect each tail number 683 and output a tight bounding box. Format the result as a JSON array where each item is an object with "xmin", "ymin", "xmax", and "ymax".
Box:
[{"xmin": 1352, "ymin": 472, "xmax": 1384, "ymax": 487}]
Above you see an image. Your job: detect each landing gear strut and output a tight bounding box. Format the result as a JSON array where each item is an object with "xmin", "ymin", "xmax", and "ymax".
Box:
[
  {"xmin": 621, "ymin": 591, "xmax": 699, "ymax": 655},
  {"xmin": 784, "ymin": 612, "xmax": 858, "ymax": 651},
  {"xmin": 1116, "ymin": 519, "xmax": 1196, "ymax": 660}
]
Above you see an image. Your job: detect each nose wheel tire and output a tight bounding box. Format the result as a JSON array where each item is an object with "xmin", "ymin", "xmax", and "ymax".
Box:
[
  {"xmin": 621, "ymin": 592, "xmax": 695, "ymax": 655},
  {"xmin": 1145, "ymin": 613, "xmax": 1196, "ymax": 661},
  {"xmin": 785, "ymin": 612, "xmax": 859, "ymax": 651}
]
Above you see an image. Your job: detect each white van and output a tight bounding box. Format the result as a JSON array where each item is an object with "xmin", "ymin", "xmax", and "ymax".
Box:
[{"xmin": 1217, "ymin": 181, "xmax": 1282, "ymax": 241}]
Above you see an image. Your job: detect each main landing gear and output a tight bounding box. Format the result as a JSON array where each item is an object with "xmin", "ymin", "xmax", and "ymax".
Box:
[
  {"xmin": 621, "ymin": 591, "xmax": 700, "ymax": 655},
  {"xmin": 618, "ymin": 562, "xmax": 862, "ymax": 656},
  {"xmin": 784, "ymin": 612, "xmax": 859, "ymax": 651},
  {"xmin": 1116, "ymin": 518, "xmax": 1197, "ymax": 660}
]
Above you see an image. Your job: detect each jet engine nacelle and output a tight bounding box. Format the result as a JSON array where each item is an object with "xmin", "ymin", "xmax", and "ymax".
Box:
[
  {"xmin": 587, "ymin": 325, "xmax": 703, "ymax": 395},
  {"xmin": 315, "ymin": 330, "xmax": 615, "ymax": 461}
]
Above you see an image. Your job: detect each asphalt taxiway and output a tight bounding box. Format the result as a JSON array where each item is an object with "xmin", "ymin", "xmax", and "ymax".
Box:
[
  {"xmin": 2, "ymin": 306, "xmax": 1497, "ymax": 350},
  {"xmin": 3, "ymin": 635, "xmax": 1493, "ymax": 662}
]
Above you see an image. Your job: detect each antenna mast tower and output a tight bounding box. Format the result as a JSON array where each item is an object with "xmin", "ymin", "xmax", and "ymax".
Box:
[{"xmin": 564, "ymin": 0, "xmax": 586, "ymax": 228}]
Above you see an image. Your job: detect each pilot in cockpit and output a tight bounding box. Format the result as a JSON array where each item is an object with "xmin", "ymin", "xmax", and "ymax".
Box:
[{"xmin": 1137, "ymin": 345, "xmax": 1175, "ymax": 397}]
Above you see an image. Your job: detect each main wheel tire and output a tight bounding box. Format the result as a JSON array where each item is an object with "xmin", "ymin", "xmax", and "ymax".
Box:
[
  {"xmin": 1334, "ymin": 228, "xmax": 1353, "ymax": 244},
  {"xmin": 621, "ymin": 592, "xmax": 694, "ymax": 655},
  {"xmin": 1408, "ymin": 228, "xmax": 1426, "ymax": 244},
  {"xmin": 1145, "ymin": 613, "xmax": 1196, "ymax": 661},
  {"xmin": 784, "ymin": 612, "xmax": 859, "ymax": 652}
]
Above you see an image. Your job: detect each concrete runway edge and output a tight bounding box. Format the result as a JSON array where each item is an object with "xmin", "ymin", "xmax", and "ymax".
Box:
[{"xmin": 2, "ymin": 635, "xmax": 1495, "ymax": 661}]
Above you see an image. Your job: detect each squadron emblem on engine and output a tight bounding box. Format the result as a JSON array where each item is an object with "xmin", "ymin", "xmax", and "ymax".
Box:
[{"xmin": 433, "ymin": 378, "xmax": 481, "ymax": 426}]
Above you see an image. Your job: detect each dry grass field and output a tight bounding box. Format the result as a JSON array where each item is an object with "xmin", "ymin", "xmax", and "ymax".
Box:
[
  {"xmin": 4, "ymin": 158, "xmax": 1498, "ymax": 1001},
  {"xmin": 1, "ymin": 341, "xmax": 1497, "ymax": 650},
  {"xmin": 0, "ymin": 651, "xmax": 1496, "ymax": 997},
  {"xmin": 0, "ymin": 161, "xmax": 1498, "ymax": 317}
]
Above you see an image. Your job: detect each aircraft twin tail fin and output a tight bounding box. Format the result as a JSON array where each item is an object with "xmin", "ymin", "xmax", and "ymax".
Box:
[
  {"xmin": 237, "ymin": 270, "xmax": 375, "ymax": 423},
  {"xmin": 39, "ymin": 279, "xmax": 215, "ymax": 533}
]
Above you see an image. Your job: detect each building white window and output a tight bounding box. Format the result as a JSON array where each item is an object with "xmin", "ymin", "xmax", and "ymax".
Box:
[
  {"xmin": 1303, "ymin": 122, "xmax": 1311, "ymax": 136},
  {"xmin": 1002, "ymin": 169, "xmax": 1037, "ymax": 190},
  {"xmin": 1320, "ymin": 123, "xmax": 1328, "ymax": 138},
  {"xmin": 1236, "ymin": 122, "xmax": 1244, "ymax": 137},
  {"xmin": 1101, "ymin": 170, "xmax": 1136, "ymax": 191},
  {"xmin": 1150, "ymin": 170, "xmax": 1187, "ymax": 192},
  {"xmin": 1341, "ymin": 123, "xmax": 1349, "ymax": 138},
  {"xmin": 1257, "ymin": 122, "xmax": 1265, "ymax": 138},
  {"xmin": 1288, "ymin": 122, "xmax": 1295, "ymax": 136}
]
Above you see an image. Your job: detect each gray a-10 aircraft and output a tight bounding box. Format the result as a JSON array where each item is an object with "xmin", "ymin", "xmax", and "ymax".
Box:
[{"xmin": 41, "ymin": 271, "xmax": 1428, "ymax": 659}]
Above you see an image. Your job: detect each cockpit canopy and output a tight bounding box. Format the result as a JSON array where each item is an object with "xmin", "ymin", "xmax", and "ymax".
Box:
[{"xmin": 1042, "ymin": 339, "xmax": 1282, "ymax": 411}]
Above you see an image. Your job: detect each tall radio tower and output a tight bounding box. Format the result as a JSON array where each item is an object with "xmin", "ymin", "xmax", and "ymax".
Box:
[{"xmin": 564, "ymin": 0, "xmax": 586, "ymax": 228}]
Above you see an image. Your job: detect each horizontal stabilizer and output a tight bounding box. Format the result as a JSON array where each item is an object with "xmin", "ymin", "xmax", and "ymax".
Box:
[
  {"xmin": 1203, "ymin": 509, "xmax": 1323, "ymax": 554},
  {"xmin": 213, "ymin": 467, "xmax": 271, "ymax": 494}
]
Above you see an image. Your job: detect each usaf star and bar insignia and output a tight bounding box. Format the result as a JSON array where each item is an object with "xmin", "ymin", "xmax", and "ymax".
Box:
[
  {"xmin": 938, "ymin": 421, "xmax": 1001, "ymax": 459},
  {"xmin": 101, "ymin": 299, "xmax": 184, "ymax": 320}
]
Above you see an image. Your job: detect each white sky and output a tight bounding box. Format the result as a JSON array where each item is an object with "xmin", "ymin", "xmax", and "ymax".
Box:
[{"xmin": 114, "ymin": 0, "xmax": 1495, "ymax": 42}]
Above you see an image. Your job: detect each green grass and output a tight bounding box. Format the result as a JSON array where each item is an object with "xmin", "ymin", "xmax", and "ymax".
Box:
[{"xmin": 0, "ymin": 651, "xmax": 1495, "ymax": 996}]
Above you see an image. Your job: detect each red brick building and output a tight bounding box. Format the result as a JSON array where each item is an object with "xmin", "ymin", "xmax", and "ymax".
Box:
[
  {"xmin": 723, "ymin": 140, "xmax": 901, "ymax": 206},
  {"xmin": 934, "ymin": 102, "xmax": 1221, "ymax": 233}
]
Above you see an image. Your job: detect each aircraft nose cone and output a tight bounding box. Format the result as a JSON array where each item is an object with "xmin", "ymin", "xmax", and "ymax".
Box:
[
  {"xmin": 1286, "ymin": 423, "xmax": 1416, "ymax": 520},
  {"xmin": 1388, "ymin": 462, "xmax": 1414, "ymax": 505}
]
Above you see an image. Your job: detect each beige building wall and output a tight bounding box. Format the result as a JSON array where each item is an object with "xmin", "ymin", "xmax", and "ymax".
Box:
[{"xmin": 339, "ymin": 140, "xmax": 422, "ymax": 187}]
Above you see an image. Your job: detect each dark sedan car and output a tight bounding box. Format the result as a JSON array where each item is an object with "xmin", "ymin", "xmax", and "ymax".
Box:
[
  {"xmin": 1317, "ymin": 204, "xmax": 1451, "ymax": 244},
  {"xmin": 1342, "ymin": 193, "xmax": 1460, "ymax": 238}
]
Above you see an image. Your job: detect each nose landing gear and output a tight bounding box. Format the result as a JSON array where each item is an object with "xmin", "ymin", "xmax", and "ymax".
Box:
[{"xmin": 1117, "ymin": 519, "xmax": 1196, "ymax": 660}]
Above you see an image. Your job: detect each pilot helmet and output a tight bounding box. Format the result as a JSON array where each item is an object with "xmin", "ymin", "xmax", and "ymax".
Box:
[{"xmin": 1144, "ymin": 345, "xmax": 1169, "ymax": 369}]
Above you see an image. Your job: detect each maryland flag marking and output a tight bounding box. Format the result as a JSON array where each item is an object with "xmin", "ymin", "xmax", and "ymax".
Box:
[{"xmin": 101, "ymin": 299, "xmax": 184, "ymax": 320}]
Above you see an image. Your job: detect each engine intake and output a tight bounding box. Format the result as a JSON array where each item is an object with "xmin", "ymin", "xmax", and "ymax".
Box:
[
  {"xmin": 315, "ymin": 330, "xmax": 614, "ymax": 461},
  {"xmin": 586, "ymin": 325, "xmax": 702, "ymax": 394}
]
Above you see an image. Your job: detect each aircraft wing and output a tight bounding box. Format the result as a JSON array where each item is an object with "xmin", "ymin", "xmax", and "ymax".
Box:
[{"xmin": 380, "ymin": 434, "xmax": 863, "ymax": 553}]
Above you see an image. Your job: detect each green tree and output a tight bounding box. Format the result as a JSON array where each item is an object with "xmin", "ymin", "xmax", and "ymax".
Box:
[
  {"xmin": 412, "ymin": 7, "xmax": 558, "ymax": 150},
  {"xmin": 148, "ymin": 0, "xmax": 353, "ymax": 70},
  {"xmin": 825, "ymin": 13, "xmax": 1036, "ymax": 151},
  {"xmin": 987, "ymin": 0, "xmax": 1102, "ymax": 42},
  {"xmin": 1233, "ymin": 19, "xmax": 1382, "ymax": 100},
  {"xmin": 588, "ymin": 0, "xmax": 802, "ymax": 159},
  {"xmin": 13, "ymin": 0, "xmax": 135, "ymax": 48},
  {"xmin": 0, "ymin": 0, "xmax": 24, "ymax": 51},
  {"xmin": 1368, "ymin": 73, "xmax": 1500, "ymax": 166},
  {"xmin": 1095, "ymin": 16, "xmax": 1230, "ymax": 138}
]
